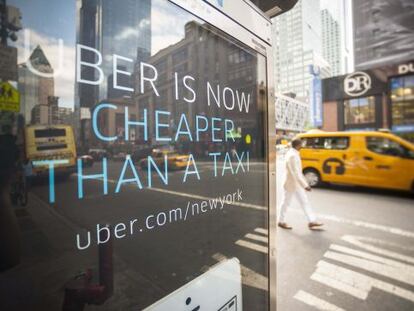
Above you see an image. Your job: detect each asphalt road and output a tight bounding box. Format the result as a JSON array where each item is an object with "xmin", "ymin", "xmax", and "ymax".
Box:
[{"xmin": 276, "ymin": 159, "xmax": 414, "ymax": 311}]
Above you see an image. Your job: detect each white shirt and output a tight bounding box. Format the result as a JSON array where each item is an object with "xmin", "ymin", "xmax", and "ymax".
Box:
[{"xmin": 283, "ymin": 148, "xmax": 309, "ymax": 192}]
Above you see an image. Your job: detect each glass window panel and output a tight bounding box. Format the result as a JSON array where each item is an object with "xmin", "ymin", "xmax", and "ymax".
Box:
[
  {"xmin": 344, "ymin": 96, "xmax": 376, "ymax": 125},
  {"xmin": 366, "ymin": 136, "xmax": 408, "ymax": 157},
  {"xmin": 0, "ymin": 0, "xmax": 269, "ymax": 310},
  {"xmin": 390, "ymin": 75, "xmax": 414, "ymax": 126}
]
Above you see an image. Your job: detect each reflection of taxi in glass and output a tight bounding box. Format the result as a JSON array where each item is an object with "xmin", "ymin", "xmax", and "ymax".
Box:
[
  {"xmin": 297, "ymin": 131, "xmax": 414, "ymax": 192},
  {"xmin": 25, "ymin": 125, "xmax": 77, "ymax": 176},
  {"xmin": 139, "ymin": 149, "xmax": 190, "ymax": 170}
]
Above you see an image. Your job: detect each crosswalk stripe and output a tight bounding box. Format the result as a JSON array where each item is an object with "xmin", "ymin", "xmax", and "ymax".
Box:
[
  {"xmin": 235, "ymin": 239, "xmax": 268, "ymax": 254},
  {"xmin": 324, "ymin": 250, "xmax": 414, "ymax": 286},
  {"xmin": 254, "ymin": 228, "xmax": 268, "ymax": 236},
  {"xmin": 329, "ymin": 244, "xmax": 414, "ymax": 271},
  {"xmin": 294, "ymin": 290, "xmax": 346, "ymax": 311},
  {"xmin": 313, "ymin": 260, "xmax": 414, "ymax": 303},
  {"xmin": 285, "ymin": 209, "xmax": 414, "ymax": 238},
  {"xmin": 311, "ymin": 264, "xmax": 368, "ymax": 300},
  {"xmin": 317, "ymin": 213, "xmax": 414, "ymax": 238},
  {"xmin": 341, "ymin": 235, "xmax": 414, "ymax": 264},
  {"xmin": 245, "ymin": 233, "xmax": 268, "ymax": 243},
  {"xmin": 211, "ymin": 253, "xmax": 268, "ymax": 291}
]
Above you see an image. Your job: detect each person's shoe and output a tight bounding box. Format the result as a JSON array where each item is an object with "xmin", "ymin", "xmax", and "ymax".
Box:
[
  {"xmin": 308, "ymin": 222, "xmax": 324, "ymax": 230},
  {"xmin": 278, "ymin": 222, "xmax": 292, "ymax": 229}
]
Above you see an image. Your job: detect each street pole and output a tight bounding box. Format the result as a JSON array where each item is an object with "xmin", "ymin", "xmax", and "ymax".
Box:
[{"xmin": 0, "ymin": 0, "xmax": 8, "ymax": 46}]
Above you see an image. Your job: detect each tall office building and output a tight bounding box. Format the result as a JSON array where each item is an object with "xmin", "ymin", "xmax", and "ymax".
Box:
[
  {"xmin": 321, "ymin": 9, "xmax": 342, "ymax": 76},
  {"xmin": 18, "ymin": 45, "xmax": 55, "ymax": 124},
  {"xmin": 353, "ymin": 0, "xmax": 414, "ymax": 69},
  {"xmin": 271, "ymin": 0, "xmax": 330, "ymax": 101},
  {"xmin": 77, "ymin": 0, "xmax": 151, "ymax": 146},
  {"xmin": 320, "ymin": 0, "xmax": 353, "ymax": 76},
  {"xmin": 78, "ymin": 0, "xmax": 151, "ymax": 106}
]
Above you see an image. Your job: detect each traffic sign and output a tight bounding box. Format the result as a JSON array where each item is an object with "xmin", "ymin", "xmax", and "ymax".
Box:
[{"xmin": 0, "ymin": 82, "xmax": 20, "ymax": 112}]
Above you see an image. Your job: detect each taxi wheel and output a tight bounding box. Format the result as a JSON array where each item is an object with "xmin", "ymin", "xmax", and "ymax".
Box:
[{"xmin": 304, "ymin": 168, "xmax": 322, "ymax": 187}]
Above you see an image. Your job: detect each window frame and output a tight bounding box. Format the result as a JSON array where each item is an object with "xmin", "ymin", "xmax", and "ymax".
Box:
[
  {"xmin": 302, "ymin": 136, "xmax": 350, "ymax": 150},
  {"xmin": 365, "ymin": 136, "xmax": 413, "ymax": 159}
]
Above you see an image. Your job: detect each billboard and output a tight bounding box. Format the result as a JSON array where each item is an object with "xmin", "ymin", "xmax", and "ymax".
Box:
[{"xmin": 309, "ymin": 65, "xmax": 323, "ymax": 128}]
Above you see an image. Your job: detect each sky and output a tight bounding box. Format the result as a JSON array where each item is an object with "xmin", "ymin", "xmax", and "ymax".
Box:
[{"xmin": 10, "ymin": 0, "xmax": 77, "ymax": 109}]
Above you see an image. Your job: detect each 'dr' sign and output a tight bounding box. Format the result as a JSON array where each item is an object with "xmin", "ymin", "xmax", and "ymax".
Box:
[{"xmin": 344, "ymin": 71, "xmax": 372, "ymax": 97}]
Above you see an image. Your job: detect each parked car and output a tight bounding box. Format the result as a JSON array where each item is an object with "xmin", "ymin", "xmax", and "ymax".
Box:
[
  {"xmin": 79, "ymin": 154, "xmax": 94, "ymax": 167},
  {"xmin": 88, "ymin": 148, "xmax": 108, "ymax": 161},
  {"xmin": 132, "ymin": 146, "xmax": 153, "ymax": 161},
  {"xmin": 139, "ymin": 149, "xmax": 191, "ymax": 170}
]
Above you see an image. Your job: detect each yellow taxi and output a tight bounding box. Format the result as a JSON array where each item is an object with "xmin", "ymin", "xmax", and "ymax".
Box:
[
  {"xmin": 296, "ymin": 130, "xmax": 414, "ymax": 192},
  {"xmin": 139, "ymin": 149, "xmax": 191, "ymax": 170}
]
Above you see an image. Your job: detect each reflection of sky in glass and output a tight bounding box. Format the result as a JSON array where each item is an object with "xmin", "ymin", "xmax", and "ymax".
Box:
[
  {"xmin": 11, "ymin": 0, "xmax": 75, "ymax": 43},
  {"xmin": 151, "ymin": 0, "xmax": 197, "ymax": 55},
  {"xmin": 10, "ymin": 0, "xmax": 76, "ymax": 108}
]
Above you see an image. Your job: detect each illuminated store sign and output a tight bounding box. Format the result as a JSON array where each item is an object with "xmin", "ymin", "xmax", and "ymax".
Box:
[
  {"xmin": 398, "ymin": 63, "xmax": 414, "ymax": 75},
  {"xmin": 344, "ymin": 71, "xmax": 372, "ymax": 97}
]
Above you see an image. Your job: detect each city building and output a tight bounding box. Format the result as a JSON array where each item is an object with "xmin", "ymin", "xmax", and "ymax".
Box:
[
  {"xmin": 18, "ymin": 45, "xmax": 54, "ymax": 124},
  {"xmin": 271, "ymin": 0, "xmax": 331, "ymax": 102},
  {"xmin": 56, "ymin": 106, "xmax": 75, "ymax": 126},
  {"xmin": 96, "ymin": 20, "xmax": 264, "ymax": 157},
  {"xmin": 321, "ymin": 9, "xmax": 341, "ymax": 76},
  {"xmin": 77, "ymin": 0, "xmax": 151, "ymax": 107},
  {"xmin": 30, "ymin": 104, "xmax": 48, "ymax": 125},
  {"xmin": 275, "ymin": 93, "xmax": 309, "ymax": 135},
  {"xmin": 321, "ymin": 59, "xmax": 414, "ymax": 141},
  {"xmin": 320, "ymin": 0, "xmax": 353, "ymax": 76},
  {"xmin": 77, "ymin": 0, "xmax": 151, "ymax": 147},
  {"xmin": 353, "ymin": 0, "xmax": 414, "ymax": 70}
]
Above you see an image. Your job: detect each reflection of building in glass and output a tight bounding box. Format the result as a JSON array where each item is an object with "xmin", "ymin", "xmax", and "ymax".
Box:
[
  {"xmin": 321, "ymin": 60, "xmax": 414, "ymax": 141},
  {"xmin": 31, "ymin": 104, "xmax": 48, "ymax": 125},
  {"xmin": 78, "ymin": 0, "xmax": 99, "ymax": 110},
  {"xmin": 100, "ymin": 0, "xmax": 151, "ymax": 100},
  {"xmin": 77, "ymin": 0, "xmax": 151, "ymax": 106},
  {"xmin": 30, "ymin": 96, "xmax": 74, "ymax": 125},
  {"xmin": 19, "ymin": 45, "xmax": 74, "ymax": 126},
  {"xmin": 93, "ymin": 97, "xmax": 135, "ymax": 142},
  {"xmin": 18, "ymin": 45, "xmax": 54, "ymax": 124},
  {"xmin": 77, "ymin": 0, "xmax": 151, "ymax": 147},
  {"xmin": 132, "ymin": 21, "xmax": 262, "ymax": 155},
  {"xmin": 353, "ymin": 0, "xmax": 414, "ymax": 70}
]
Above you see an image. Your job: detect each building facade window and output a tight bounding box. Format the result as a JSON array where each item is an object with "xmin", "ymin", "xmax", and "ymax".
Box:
[
  {"xmin": 343, "ymin": 96, "xmax": 376, "ymax": 126},
  {"xmin": 390, "ymin": 75, "xmax": 414, "ymax": 128},
  {"xmin": 302, "ymin": 136, "xmax": 349, "ymax": 150}
]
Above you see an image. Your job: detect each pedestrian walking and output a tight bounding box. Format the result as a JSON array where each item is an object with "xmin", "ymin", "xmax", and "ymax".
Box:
[{"xmin": 278, "ymin": 138, "xmax": 324, "ymax": 230}]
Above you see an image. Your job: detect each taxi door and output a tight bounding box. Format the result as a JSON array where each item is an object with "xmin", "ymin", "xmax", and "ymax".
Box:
[
  {"xmin": 318, "ymin": 136, "xmax": 357, "ymax": 185},
  {"xmin": 362, "ymin": 135, "xmax": 413, "ymax": 190}
]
